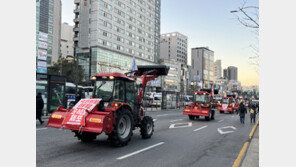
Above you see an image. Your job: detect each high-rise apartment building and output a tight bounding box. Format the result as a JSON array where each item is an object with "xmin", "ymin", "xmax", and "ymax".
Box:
[
  {"xmin": 214, "ymin": 59, "xmax": 222, "ymax": 81},
  {"xmin": 61, "ymin": 23, "xmax": 74, "ymax": 58},
  {"xmin": 37, "ymin": 0, "xmax": 61, "ymax": 66},
  {"xmin": 191, "ymin": 47, "xmax": 214, "ymax": 88},
  {"xmin": 227, "ymin": 66, "xmax": 238, "ymax": 81},
  {"xmin": 73, "ymin": 0, "xmax": 161, "ymax": 81},
  {"xmin": 160, "ymin": 32, "xmax": 188, "ymax": 65}
]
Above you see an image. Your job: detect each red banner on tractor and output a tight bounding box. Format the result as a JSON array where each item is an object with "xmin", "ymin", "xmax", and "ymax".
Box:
[{"xmin": 63, "ymin": 99, "xmax": 101, "ymax": 126}]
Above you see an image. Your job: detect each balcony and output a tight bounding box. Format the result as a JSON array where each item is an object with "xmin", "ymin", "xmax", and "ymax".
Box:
[
  {"xmin": 73, "ymin": 17, "xmax": 79, "ymax": 22},
  {"xmin": 74, "ymin": 7, "xmax": 80, "ymax": 13},
  {"xmin": 73, "ymin": 27, "xmax": 79, "ymax": 32}
]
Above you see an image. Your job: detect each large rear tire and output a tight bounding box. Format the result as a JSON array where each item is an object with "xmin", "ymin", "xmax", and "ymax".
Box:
[
  {"xmin": 108, "ymin": 110, "xmax": 133, "ymax": 147},
  {"xmin": 205, "ymin": 116, "xmax": 210, "ymax": 121},
  {"xmin": 220, "ymin": 111, "xmax": 224, "ymax": 113},
  {"xmin": 188, "ymin": 115, "xmax": 195, "ymax": 120},
  {"xmin": 140, "ymin": 116, "xmax": 154, "ymax": 139}
]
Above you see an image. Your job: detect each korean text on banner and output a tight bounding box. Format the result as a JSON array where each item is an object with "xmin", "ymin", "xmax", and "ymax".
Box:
[{"xmin": 64, "ymin": 99, "xmax": 101, "ymax": 126}]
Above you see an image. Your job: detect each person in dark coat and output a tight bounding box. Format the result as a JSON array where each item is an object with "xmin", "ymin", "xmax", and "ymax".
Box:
[
  {"xmin": 238, "ymin": 102, "xmax": 247, "ymax": 124},
  {"xmin": 250, "ymin": 104, "xmax": 256, "ymax": 124},
  {"xmin": 36, "ymin": 92, "xmax": 44, "ymax": 124}
]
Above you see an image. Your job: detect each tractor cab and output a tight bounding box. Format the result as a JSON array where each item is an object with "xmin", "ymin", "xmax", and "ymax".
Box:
[
  {"xmin": 183, "ymin": 89, "xmax": 218, "ymax": 121},
  {"xmin": 193, "ymin": 91, "xmax": 211, "ymax": 107},
  {"xmin": 46, "ymin": 65, "xmax": 169, "ymax": 147},
  {"xmin": 217, "ymin": 96, "xmax": 236, "ymax": 114}
]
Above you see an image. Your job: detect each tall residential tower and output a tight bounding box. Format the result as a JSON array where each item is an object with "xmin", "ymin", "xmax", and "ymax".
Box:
[{"xmin": 73, "ymin": 0, "xmax": 161, "ymax": 81}]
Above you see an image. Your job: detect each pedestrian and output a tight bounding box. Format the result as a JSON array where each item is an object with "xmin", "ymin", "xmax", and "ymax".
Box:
[
  {"xmin": 36, "ymin": 92, "xmax": 44, "ymax": 125},
  {"xmin": 250, "ymin": 104, "xmax": 256, "ymax": 124},
  {"xmin": 238, "ymin": 102, "xmax": 247, "ymax": 124}
]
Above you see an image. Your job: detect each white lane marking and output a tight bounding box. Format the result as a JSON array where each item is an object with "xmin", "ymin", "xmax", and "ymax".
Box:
[
  {"xmin": 36, "ymin": 128, "xmax": 47, "ymax": 131},
  {"xmin": 117, "ymin": 142, "xmax": 164, "ymax": 160},
  {"xmin": 193, "ymin": 125, "xmax": 208, "ymax": 132},
  {"xmin": 157, "ymin": 114, "xmax": 168, "ymax": 117},
  {"xmin": 169, "ymin": 122, "xmax": 192, "ymax": 129},
  {"xmin": 218, "ymin": 119, "xmax": 224, "ymax": 123},
  {"xmin": 153, "ymin": 119, "xmax": 157, "ymax": 122},
  {"xmin": 170, "ymin": 119, "xmax": 183, "ymax": 123},
  {"xmin": 217, "ymin": 126, "xmax": 236, "ymax": 134}
]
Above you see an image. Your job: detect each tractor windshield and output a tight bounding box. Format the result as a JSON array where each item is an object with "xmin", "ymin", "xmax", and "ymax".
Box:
[
  {"xmin": 94, "ymin": 80, "xmax": 114, "ymax": 101},
  {"xmin": 195, "ymin": 94, "xmax": 210, "ymax": 103}
]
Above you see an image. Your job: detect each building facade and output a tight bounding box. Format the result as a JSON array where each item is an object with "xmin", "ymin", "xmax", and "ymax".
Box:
[
  {"xmin": 214, "ymin": 59, "xmax": 222, "ymax": 81},
  {"xmin": 191, "ymin": 47, "xmax": 214, "ymax": 88},
  {"xmin": 38, "ymin": 0, "xmax": 61, "ymax": 66},
  {"xmin": 160, "ymin": 32, "xmax": 188, "ymax": 65},
  {"xmin": 223, "ymin": 68, "xmax": 228, "ymax": 80},
  {"xmin": 60, "ymin": 23, "xmax": 74, "ymax": 58},
  {"xmin": 73, "ymin": 0, "xmax": 161, "ymax": 82},
  {"xmin": 227, "ymin": 66, "xmax": 238, "ymax": 81}
]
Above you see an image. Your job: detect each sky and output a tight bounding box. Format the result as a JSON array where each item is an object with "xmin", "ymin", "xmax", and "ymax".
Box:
[{"xmin": 61, "ymin": 0, "xmax": 259, "ymax": 86}]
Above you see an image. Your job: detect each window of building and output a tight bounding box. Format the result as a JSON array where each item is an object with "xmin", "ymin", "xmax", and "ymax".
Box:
[
  {"xmin": 49, "ymin": 4, "xmax": 53, "ymax": 14},
  {"xmin": 48, "ymin": 35, "xmax": 53, "ymax": 44},
  {"xmin": 48, "ymin": 25, "xmax": 53, "ymax": 34}
]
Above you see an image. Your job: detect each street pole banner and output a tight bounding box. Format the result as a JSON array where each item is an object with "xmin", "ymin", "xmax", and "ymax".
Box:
[{"xmin": 63, "ymin": 99, "xmax": 101, "ymax": 126}]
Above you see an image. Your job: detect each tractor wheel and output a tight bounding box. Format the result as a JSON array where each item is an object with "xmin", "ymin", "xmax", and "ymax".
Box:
[
  {"xmin": 188, "ymin": 115, "xmax": 195, "ymax": 120},
  {"xmin": 108, "ymin": 110, "xmax": 133, "ymax": 147},
  {"xmin": 211, "ymin": 110, "xmax": 215, "ymax": 120},
  {"xmin": 220, "ymin": 111, "xmax": 224, "ymax": 114},
  {"xmin": 140, "ymin": 116, "xmax": 154, "ymax": 139},
  {"xmin": 75, "ymin": 132, "xmax": 97, "ymax": 142},
  {"xmin": 196, "ymin": 116, "xmax": 199, "ymax": 119},
  {"xmin": 205, "ymin": 116, "xmax": 210, "ymax": 121}
]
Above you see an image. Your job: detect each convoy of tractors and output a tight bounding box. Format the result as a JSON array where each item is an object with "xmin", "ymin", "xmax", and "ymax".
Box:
[{"xmin": 46, "ymin": 65, "xmax": 252, "ymax": 147}]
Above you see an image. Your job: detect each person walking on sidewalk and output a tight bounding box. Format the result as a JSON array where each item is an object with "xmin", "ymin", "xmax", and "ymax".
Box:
[
  {"xmin": 250, "ymin": 104, "xmax": 257, "ymax": 124},
  {"xmin": 36, "ymin": 92, "xmax": 44, "ymax": 125},
  {"xmin": 238, "ymin": 102, "xmax": 247, "ymax": 124}
]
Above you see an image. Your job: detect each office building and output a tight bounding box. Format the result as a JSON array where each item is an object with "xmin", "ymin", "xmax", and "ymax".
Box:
[
  {"xmin": 227, "ymin": 66, "xmax": 238, "ymax": 81},
  {"xmin": 160, "ymin": 32, "xmax": 188, "ymax": 65},
  {"xmin": 60, "ymin": 23, "xmax": 74, "ymax": 58},
  {"xmin": 214, "ymin": 60, "xmax": 222, "ymax": 81},
  {"xmin": 191, "ymin": 47, "xmax": 215, "ymax": 88},
  {"xmin": 38, "ymin": 0, "xmax": 61, "ymax": 66}
]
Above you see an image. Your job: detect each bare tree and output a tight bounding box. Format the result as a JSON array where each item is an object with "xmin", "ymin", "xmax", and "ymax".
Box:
[
  {"xmin": 231, "ymin": 0, "xmax": 259, "ymax": 73},
  {"xmin": 231, "ymin": 0, "xmax": 259, "ymax": 29}
]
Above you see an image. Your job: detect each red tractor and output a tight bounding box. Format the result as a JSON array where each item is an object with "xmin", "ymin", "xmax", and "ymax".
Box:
[
  {"xmin": 46, "ymin": 65, "xmax": 169, "ymax": 146},
  {"xmin": 217, "ymin": 95, "xmax": 236, "ymax": 114},
  {"xmin": 183, "ymin": 89, "xmax": 218, "ymax": 121}
]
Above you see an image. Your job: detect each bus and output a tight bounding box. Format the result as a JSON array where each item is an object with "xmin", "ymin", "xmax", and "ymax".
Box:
[{"xmin": 36, "ymin": 80, "xmax": 84, "ymax": 113}]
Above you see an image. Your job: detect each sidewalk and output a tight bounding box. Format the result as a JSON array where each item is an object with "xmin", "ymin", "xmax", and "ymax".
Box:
[{"xmin": 241, "ymin": 124, "xmax": 259, "ymax": 167}]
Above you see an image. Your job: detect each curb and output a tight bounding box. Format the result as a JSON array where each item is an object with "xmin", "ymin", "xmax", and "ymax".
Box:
[{"xmin": 232, "ymin": 119, "xmax": 259, "ymax": 167}]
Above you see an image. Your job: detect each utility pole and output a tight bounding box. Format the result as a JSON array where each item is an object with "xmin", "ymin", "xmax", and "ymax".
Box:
[{"xmin": 74, "ymin": 47, "xmax": 78, "ymax": 96}]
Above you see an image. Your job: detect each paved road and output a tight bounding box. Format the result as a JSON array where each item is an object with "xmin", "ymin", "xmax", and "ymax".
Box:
[{"xmin": 37, "ymin": 109, "xmax": 256, "ymax": 167}]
